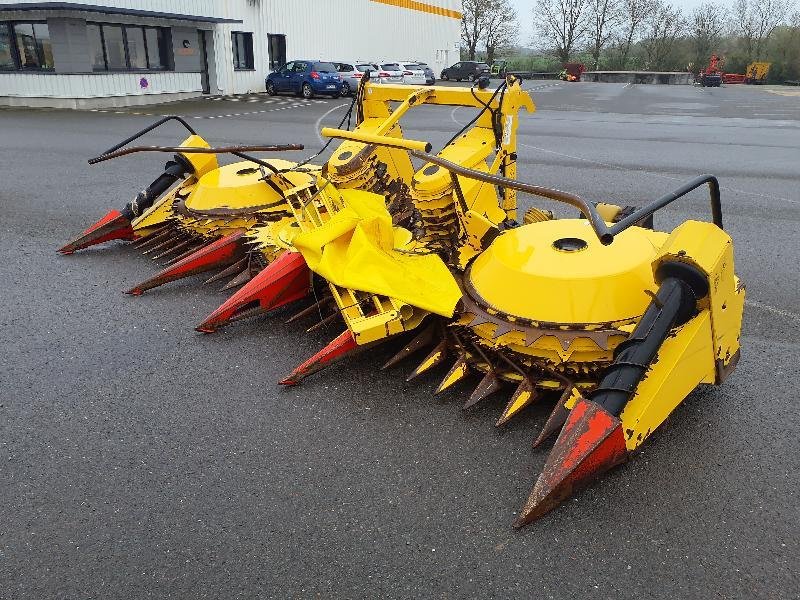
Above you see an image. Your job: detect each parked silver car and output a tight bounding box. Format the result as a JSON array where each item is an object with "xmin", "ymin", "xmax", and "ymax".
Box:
[
  {"xmin": 415, "ymin": 61, "xmax": 436, "ymax": 85},
  {"xmin": 396, "ymin": 61, "xmax": 426, "ymax": 85},
  {"xmin": 374, "ymin": 62, "xmax": 404, "ymax": 84},
  {"xmin": 333, "ymin": 61, "xmax": 379, "ymax": 95}
]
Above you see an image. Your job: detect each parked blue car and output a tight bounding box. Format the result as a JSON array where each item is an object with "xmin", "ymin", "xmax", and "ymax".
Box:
[{"xmin": 265, "ymin": 60, "xmax": 342, "ymax": 98}]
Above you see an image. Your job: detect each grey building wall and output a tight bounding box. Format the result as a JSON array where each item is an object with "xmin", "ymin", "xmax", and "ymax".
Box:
[
  {"xmin": 170, "ymin": 26, "xmax": 202, "ymax": 72},
  {"xmin": 48, "ymin": 17, "xmax": 91, "ymax": 73}
]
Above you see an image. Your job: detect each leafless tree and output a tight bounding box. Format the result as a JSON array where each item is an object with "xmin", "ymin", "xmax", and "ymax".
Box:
[
  {"xmin": 733, "ymin": 0, "xmax": 789, "ymax": 60},
  {"xmin": 534, "ymin": 0, "xmax": 589, "ymax": 62},
  {"xmin": 691, "ymin": 3, "xmax": 726, "ymax": 66},
  {"xmin": 588, "ymin": 0, "xmax": 622, "ymax": 68},
  {"xmin": 640, "ymin": 1, "xmax": 685, "ymax": 70},
  {"xmin": 462, "ymin": 0, "xmax": 489, "ymax": 60},
  {"xmin": 617, "ymin": 0, "xmax": 653, "ymax": 68},
  {"xmin": 484, "ymin": 0, "xmax": 519, "ymax": 64}
]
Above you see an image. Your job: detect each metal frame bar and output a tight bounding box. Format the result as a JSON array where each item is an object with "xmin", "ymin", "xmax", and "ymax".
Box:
[
  {"xmin": 411, "ymin": 151, "xmax": 723, "ymax": 245},
  {"xmin": 93, "ymin": 115, "xmax": 197, "ymax": 159},
  {"xmin": 88, "ymin": 144, "xmax": 304, "ymax": 165}
]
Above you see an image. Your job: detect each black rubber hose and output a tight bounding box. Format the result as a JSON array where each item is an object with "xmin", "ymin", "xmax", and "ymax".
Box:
[
  {"xmin": 120, "ymin": 158, "xmax": 190, "ymax": 221},
  {"xmin": 591, "ymin": 262, "xmax": 708, "ymax": 417}
]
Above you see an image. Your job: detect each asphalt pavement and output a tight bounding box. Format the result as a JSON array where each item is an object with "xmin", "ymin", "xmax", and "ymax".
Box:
[{"xmin": 1, "ymin": 81, "xmax": 798, "ymax": 599}]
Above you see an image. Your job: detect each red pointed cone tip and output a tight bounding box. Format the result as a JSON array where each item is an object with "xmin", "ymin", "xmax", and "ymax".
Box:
[
  {"xmin": 125, "ymin": 232, "xmax": 245, "ymax": 295},
  {"xmin": 59, "ymin": 209, "xmax": 135, "ymax": 254},
  {"xmin": 513, "ymin": 397, "xmax": 628, "ymax": 528},
  {"xmin": 196, "ymin": 251, "xmax": 310, "ymax": 333},
  {"xmin": 279, "ymin": 331, "xmax": 358, "ymax": 386}
]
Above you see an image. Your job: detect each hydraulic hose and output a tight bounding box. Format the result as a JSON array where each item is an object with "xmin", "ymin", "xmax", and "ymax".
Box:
[
  {"xmin": 591, "ymin": 262, "xmax": 709, "ymax": 417},
  {"xmin": 120, "ymin": 157, "xmax": 190, "ymax": 221}
]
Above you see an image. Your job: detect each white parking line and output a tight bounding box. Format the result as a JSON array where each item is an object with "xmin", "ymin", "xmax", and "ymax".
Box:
[
  {"xmin": 88, "ymin": 102, "xmax": 315, "ymax": 120},
  {"xmin": 517, "ymin": 142, "xmax": 799, "ymax": 205},
  {"xmin": 746, "ymin": 299, "xmax": 800, "ymax": 324},
  {"xmin": 527, "ymin": 82, "xmax": 562, "ymax": 92},
  {"xmin": 315, "ymin": 103, "xmax": 349, "ymax": 144}
]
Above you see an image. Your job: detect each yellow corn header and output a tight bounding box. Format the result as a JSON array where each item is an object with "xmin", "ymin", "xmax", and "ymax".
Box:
[{"xmin": 60, "ymin": 76, "xmax": 744, "ymax": 526}]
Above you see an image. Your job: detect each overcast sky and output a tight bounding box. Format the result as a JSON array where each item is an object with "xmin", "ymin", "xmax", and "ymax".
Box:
[{"xmin": 510, "ymin": 0, "xmax": 716, "ymax": 47}]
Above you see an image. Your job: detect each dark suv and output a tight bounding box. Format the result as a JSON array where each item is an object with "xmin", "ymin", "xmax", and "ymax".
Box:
[{"xmin": 440, "ymin": 61, "xmax": 490, "ymax": 82}]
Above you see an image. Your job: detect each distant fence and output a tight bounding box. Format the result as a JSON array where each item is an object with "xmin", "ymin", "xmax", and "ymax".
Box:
[
  {"xmin": 500, "ymin": 71, "xmax": 560, "ymax": 80},
  {"xmin": 581, "ymin": 71, "xmax": 694, "ymax": 85}
]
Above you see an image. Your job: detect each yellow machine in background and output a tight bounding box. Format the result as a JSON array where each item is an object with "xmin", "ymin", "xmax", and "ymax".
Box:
[
  {"xmin": 746, "ymin": 61, "xmax": 771, "ymax": 83},
  {"xmin": 59, "ymin": 76, "xmax": 744, "ymax": 526}
]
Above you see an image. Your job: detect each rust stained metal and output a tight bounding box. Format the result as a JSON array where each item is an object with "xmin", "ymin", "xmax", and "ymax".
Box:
[
  {"xmin": 460, "ymin": 279, "xmax": 626, "ymax": 352},
  {"xmin": 514, "ymin": 397, "xmax": 628, "ymax": 527},
  {"xmin": 496, "ymin": 378, "xmax": 539, "ymax": 427},
  {"xmin": 406, "ymin": 338, "xmax": 448, "ymax": 381},
  {"xmin": 203, "ymin": 258, "xmax": 248, "ymax": 286},
  {"xmin": 533, "ymin": 385, "xmax": 575, "ymax": 448},
  {"xmin": 221, "ymin": 266, "xmax": 254, "ymax": 291},
  {"xmin": 463, "ymin": 370, "xmax": 502, "ymax": 409},
  {"xmin": 381, "ymin": 321, "xmax": 438, "ymax": 370},
  {"xmin": 285, "ymin": 296, "xmax": 335, "ymax": 324},
  {"xmin": 306, "ymin": 310, "xmax": 341, "ymax": 333},
  {"xmin": 131, "ymin": 224, "xmax": 171, "ymax": 247}
]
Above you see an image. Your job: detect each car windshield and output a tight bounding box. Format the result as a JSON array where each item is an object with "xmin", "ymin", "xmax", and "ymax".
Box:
[
  {"xmin": 418, "ymin": 63, "xmax": 429, "ymax": 68},
  {"xmin": 313, "ymin": 62, "xmax": 337, "ymax": 72},
  {"xmin": 381, "ymin": 64, "xmax": 400, "ymax": 71},
  {"xmin": 356, "ymin": 64, "xmax": 376, "ymax": 72},
  {"xmin": 403, "ymin": 64, "xmax": 421, "ymax": 70},
  {"xmin": 335, "ymin": 63, "xmax": 354, "ymax": 72}
]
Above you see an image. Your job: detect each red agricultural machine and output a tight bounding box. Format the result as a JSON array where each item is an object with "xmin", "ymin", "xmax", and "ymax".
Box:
[
  {"xmin": 698, "ymin": 54, "xmax": 723, "ymax": 87},
  {"xmin": 698, "ymin": 54, "xmax": 772, "ymax": 86},
  {"xmin": 559, "ymin": 63, "xmax": 585, "ymax": 82}
]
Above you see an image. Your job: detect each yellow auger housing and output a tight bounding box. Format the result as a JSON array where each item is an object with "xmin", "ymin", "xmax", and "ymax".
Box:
[
  {"xmin": 280, "ymin": 149, "xmax": 743, "ymax": 526},
  {"xmin": 59, "ymin": 77, "xmax": 743, "ymax": 527}
]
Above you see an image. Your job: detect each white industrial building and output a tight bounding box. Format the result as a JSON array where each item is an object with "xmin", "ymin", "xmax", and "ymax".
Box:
[{"xmin": 0, "ymin": 0, "xmax": 462, "ymax": 108}]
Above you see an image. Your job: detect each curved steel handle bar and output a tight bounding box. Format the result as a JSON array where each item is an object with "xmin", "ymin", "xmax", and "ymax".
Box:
[
  {"xmin": 94, "ymin": 115, "xmax": 198, "ymax": 160},
  {"xmin": 412, "ymin": 151, "xmax": 614, "ymax": 244},
  {"xmin": 88, "ymin": 144, "xmax": 305, "ymax": 165},
  {"xmin": 411, "ymin": 152, "xmax": 724, "ymax": 244},
  {"xmin": 609, "ymin": 174, "xmax": 722, "ymax": 233},
  {"xmin": 88, "ymin": 115, "xmax": 303, "ymax": 174}
]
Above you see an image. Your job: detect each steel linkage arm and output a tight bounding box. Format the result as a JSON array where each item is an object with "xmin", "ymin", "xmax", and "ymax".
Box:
[
  {"xmin": 88, "ymin": 115, "xmax": 304, "ymax": 174},
  {"xmin": 91, "ymin": 115, "xmax": 198, "ymax": 161},
  {"xmin": 88, "ymin": 144, "xmax": 304, "ymax": 165},
  {"xmin": 412, "ymin": 151, "xmax": 614, "ymax": 244},
  {"xmin": 411, "ymin": 151, "xmax": 724, "ymax": 245}
]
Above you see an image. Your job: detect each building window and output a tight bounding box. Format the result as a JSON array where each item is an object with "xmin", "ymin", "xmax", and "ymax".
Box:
[
  {"xmin": 0, "ymin": 23, "xmax": 14, "ymax": 69},
  {"xmin": 145, "ymin": 28, "xmax": 166, "ymax": 70},
  {"xmin": 101, "ymin": 24, "xmax": 126, "ymax": 69},
  {"xmin": 87, "ymin": 23, "xmax": 170, "ymax": 71},
  {"xmin": 86, "ymin": 23, "xmax": 105, "ymax": 70},
  {"xmin": 125, "ymin": 26, "xmax": 147, "ymax": 69},
  {"xmin": 232, "ymin": 32, "xmax": 253, "ymax": 70},
  {"xmin": 0, "ymin": 22, "xmax": 53, "ymax": 70}
]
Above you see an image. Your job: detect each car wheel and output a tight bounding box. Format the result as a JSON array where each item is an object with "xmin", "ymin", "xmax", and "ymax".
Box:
[
  {"xmin": 456, "ymin": 78, "xmax": 462, "ymax": 82},
  {"xmin": 467, "ymin": 73, "xmax": 476, "ymax": 82},
  {"xmin": 340, "ymin": 82, "xmax": 351, "ymax": 97},
  {"xmin": 441, "ymin": 73, "xmax": 449, "ymax": 81},
  {"xmin": 266, "ymin": 81, "xmax": 276, "ymax": 96},
  {"xmin": 301, "ymin": 83, "xmax": 314, "ymax": 99}
]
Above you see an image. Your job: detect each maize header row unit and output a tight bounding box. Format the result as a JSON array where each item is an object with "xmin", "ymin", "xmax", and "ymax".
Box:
[{"xmin": 60, "ymin": 78, "xmax": 744, "ymax": 527}]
